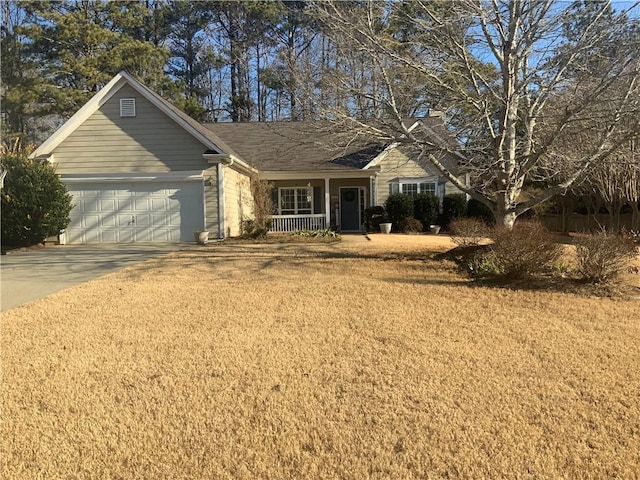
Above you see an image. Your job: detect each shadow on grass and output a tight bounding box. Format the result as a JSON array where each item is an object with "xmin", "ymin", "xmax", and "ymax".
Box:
[
  {"xmin": 382, "ymin": 277, "xmax": 470, "ymax": 288},
  {"xmin": 117, "ymin": 241, "xmax": 639, "ymax": 298},
  {"xmin": 119, "ymin": 241, "xmax": 445, "ymax": 282}
]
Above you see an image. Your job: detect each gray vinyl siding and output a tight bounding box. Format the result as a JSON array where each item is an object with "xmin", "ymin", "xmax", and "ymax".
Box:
[
  {"xmin": 223, "ymin": 165, "xmax": 253, "ymax": 237},
  {"xmin": 376, "ymin": 147, "xmax": 463, "ymax": 206},
  {"xmin": 52, "ymin": 84, "xmax": 210, "ymax": 174},
  {"xmin": 204, "ymin": 165, "xmax": 220, "ymax": 237}
]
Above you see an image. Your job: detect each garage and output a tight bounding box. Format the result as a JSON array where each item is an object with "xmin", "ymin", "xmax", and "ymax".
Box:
[{"xmin": 63, "ymin": 173, "xmax": 205, "ymax": 244}]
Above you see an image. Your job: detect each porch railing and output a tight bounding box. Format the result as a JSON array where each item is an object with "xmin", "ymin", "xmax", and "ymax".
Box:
[{"xmin": 269, "ymin": 214, "xmax": 326, "ymax": 232}]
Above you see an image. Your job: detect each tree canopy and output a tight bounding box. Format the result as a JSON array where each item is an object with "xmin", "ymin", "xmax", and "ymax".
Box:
[
  {"xmin": 1, "ymin": 0, "xmax": 638, "ymax": 228},
  {"xmin": 310, "ymin": 0, "xmax": 640, "ymax": 228}
]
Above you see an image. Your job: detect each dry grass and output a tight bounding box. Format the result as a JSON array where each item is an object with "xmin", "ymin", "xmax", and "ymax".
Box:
[{"xmin": 2, "ymin": 235, "xmax": 640, "ymax": 479}]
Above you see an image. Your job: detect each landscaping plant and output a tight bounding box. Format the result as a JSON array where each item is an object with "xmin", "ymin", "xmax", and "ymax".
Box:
[
  {"xmin": 449, "ymin": 217, "xmax": 489, "ymax": 248},
  {"xmin": 244, "ymin": 177, "xmax": 274, "ymax": 238},
  {"xmin": 364, "ymin": 205, "xmax": 385, "ymax": 232},
  {"xmin": 384, "ymin": 193, "xmax": 414, "ymax": 231},
  {"xmin": 440, "ymin": 194, "xmax": 467, "ymax": 229},
  {"xmin": 575, "ymin": 231, "xmax": 638, "ymax": 283},
  {"xmin": 398, "ymin": 216, "xmax": 423, "ymax": 234},
  {"xmin": 467, "ymin": 198, "xmax": 495, "ymax": 225},
  {"xmin": 1, "ymin": 153, "xmax": 73, "ymax": 247},
  {"xmin": 413, "ymin": 193, "xmax": 440, "ymax": 231},
  {"xmin": 292, "ymin": 229, "xmax": 338, "ymax": 238},
  {"xmin": 488, "ymin": 221, "xmax": 563, "ymax": 279}
]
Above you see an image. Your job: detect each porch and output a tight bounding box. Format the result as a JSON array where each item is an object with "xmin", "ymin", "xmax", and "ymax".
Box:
[{"xmin": 262, "ymin": 172, "xmax": 377, "ymax": 233}]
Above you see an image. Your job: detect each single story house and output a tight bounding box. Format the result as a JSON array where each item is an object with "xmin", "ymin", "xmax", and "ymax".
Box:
[{"xmin": 31, "ymin": 71, "xmax": 463, "ymax": 243}]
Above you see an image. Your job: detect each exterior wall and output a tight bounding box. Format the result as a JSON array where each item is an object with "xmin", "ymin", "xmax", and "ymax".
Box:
[
  {"xmin": 375, "ymin": 147, "xmax": 463, "ymax": 206},
  {"xmin": 445, "ymin": 181, "xmax": 464, "ymax": 196},
  {"xmin": 204, "ymin": 165, "xmax": 220, "ymax": 237},
  {"xmin": 52, "ymin": 84, "xmax": 210, "ymax": 174},
  {"xmin": 223, "ymin": 165, "xmax": 253, "ymax": 237}
]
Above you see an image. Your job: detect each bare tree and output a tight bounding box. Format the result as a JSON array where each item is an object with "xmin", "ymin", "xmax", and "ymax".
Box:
[
  {"xmin": 308, "ymin": 0, "xmax": 640, "ymax": 228},
  {"xmin": 622, "ymin": 140, "xmax": 640, "ymax": 231}
]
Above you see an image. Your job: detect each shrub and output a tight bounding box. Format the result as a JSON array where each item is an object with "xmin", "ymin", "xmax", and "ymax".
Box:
[
  {"xmin": 413, "ymin": 193, "xmax": 440, "ymax": 231},
  {"xmin": 398, "ymin": 216, "xmax": 424, "ymax": 233},
  {"xmin": 450, "ymin": 217, "xmax": 489, "ymax": 248},
  {"xmin": 440, "ymin": 194, "xmax": 467, "ymax": 229},
  {"xmin": 242, "ymin": 219, "xmax": 272, "ymax": 239},
  {"xmin": 467, "ymin": 198, "xmax": 495, "ymax": 225},
  {"xmin": 489, "ymin": 221, "xmax": 563, "ymax": 278},
  {"xmin": 1, "ymin": 153, "xmax": 73, "ymax": 247},
  {"xmin": 365, "ymin": 205, "xmax": 385, "ymax": 232},
  {"xmin": 248, "ymin": 177, "xmax": 274, "ymax": 239},
  {"xmin": 384, "ymin": 193, "xmax": 414, "ymax": 231},
  {"xmin": 466, "ymin": 249, "xmax": 501, "ymax": 279},
  {"xmin": 292, "ymin": 229, "xmax": 338, "ymax": 238},
  {"xmin": 575, "ymin": 232, "xmax": 638, "ymax": 283}
]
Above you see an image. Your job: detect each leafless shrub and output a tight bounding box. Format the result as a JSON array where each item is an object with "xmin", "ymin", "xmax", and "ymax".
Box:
[
  {"xmin": 244, "ymin": 177, "xmax": 274, "ymax": 238},
  {"xmin": 450, "ymin": 218, "xmax": 489, "ymax": 248},
  {"xmin": 575, "ymin": 232, "xmax": 638, "ymax": 283},
  {"xmin": 490, "ymin": 222, "xmax": 563, "ymax": 279},
  {"xmin": 398, "ymin": 217, "xmax": 423, "ymax": 234}
]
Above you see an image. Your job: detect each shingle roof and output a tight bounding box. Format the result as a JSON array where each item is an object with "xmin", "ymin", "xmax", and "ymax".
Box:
[
  {"xmin": 204, "ymin": 117, "xmax": 459, "ymax": 172},
  {"xmin": 203, "ymin": 121, "xmax": 388, "ymax": 171}
]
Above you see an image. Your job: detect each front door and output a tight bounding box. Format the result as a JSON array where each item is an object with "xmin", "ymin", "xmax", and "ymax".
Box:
[{"xmin": 340, "ymin": 187, "xmax": 361, "ymax": 232}]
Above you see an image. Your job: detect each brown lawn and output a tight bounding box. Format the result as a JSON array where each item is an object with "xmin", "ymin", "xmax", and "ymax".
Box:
[{"xmin": 2, "ymin": 234, "xmax": 640, "ymax": 479}]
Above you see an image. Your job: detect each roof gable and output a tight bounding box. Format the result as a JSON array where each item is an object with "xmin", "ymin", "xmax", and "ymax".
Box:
[
  {"xmin": 363, "ymin": 117, "xmax": 462, "ymax": 174},
  {"xmin": 30, "ymin": 71, "xmax": 232, "ymax": 160}
]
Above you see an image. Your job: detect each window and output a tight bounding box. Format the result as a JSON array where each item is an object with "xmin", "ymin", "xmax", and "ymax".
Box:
[
  {"xmin": 390, "ymin": 178, "xmax": 437, "ymax": 198},
  {"xmin": 403, "ymin": 183, "xmax": 418, "ymax": 197},
  {"xmin": 120, "ymin": 98, "xmax": 136, "ymax": 117},
  {"xmin": 279, "ymin": 187, "xmax": 312, "ymax": 214},
  {"xmin": 419, "ymin": 182, "xmax": 436, "ymax": 195}
]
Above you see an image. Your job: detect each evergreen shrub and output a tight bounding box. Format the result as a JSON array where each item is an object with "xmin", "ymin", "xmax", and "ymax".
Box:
[
  {"xmin": 1, "ymin": 153, "xmax": 73, "ymax": 247},
  {"xmin": 384, "ymin": 193, "xmax": 414, "ymax": 231},
  {"xmin": 440, "ymin": 194, "xmax": 467, "ymax": 229},
  {"xmin": 413, "ymin": 193, "xmax": 440, "ymax": 231}
]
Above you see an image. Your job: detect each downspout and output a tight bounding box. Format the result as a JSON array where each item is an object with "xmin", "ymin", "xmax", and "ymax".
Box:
[
  {"xmin": 202, "ymin": 177, "xmax": 207, "ymax": 230},
  {"xmin": 324, "ymin": 177, "xmax": 330, "ymax": 229},
  {"xmin": 369, "ymin": 176, "xmax": 374, "ymax": 207},
  {"xmin": 374, "ymin": 172, "xmax": 380, "ymax": 206},
  {"xmin": 218, "ymin": 163, "xmax": 225, "ymax": 239}
]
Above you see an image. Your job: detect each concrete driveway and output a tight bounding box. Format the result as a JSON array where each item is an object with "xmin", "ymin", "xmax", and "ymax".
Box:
[{"xmin": 0, "ymin": 244, "xmax": 177, "ymax": 312}]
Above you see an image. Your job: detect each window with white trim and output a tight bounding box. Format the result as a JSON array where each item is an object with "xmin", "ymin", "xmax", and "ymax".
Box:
[
  {"xmin": 120, "ymin": 98, "xmax": 136, "ymax": 117},
  {"xmin": 390, "ymin": 178, "xmax": 437, "ymax": 198},
  {"xmin": 279, "ymin": 187, "xmax": 312, "ymax": 214}
]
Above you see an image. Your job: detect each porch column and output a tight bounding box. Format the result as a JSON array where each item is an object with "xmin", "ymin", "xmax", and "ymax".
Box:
[
  {"xmin": 324, "ymin": 177, "xmax": 330, "ymax": 229},
  {"xmin": 374, "ymin": 172, "xmax": 380, "ymax": 206},
  {"xmin": 369, "ymin": 176, "xmax": 374, "ymax": 206}
]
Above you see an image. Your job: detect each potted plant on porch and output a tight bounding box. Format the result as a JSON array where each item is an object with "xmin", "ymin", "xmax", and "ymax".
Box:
[{"xmin": 379, "ymin": 213, "xmax": 392, "ymax": 234}]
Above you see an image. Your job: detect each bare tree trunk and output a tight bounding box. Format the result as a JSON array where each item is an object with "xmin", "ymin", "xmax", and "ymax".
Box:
[{"xmin": 309, "ymin": 1, "xmax": 640, "ymax": 230}]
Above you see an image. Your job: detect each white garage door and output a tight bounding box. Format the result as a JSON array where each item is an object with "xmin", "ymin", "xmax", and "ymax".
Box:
[{"xmin": 65, "ymin": 180, "xmax": 205, "ymax": 243}]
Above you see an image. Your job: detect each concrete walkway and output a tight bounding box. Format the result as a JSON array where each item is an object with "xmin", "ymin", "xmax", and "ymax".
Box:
[{"xmin": 0, "ymin": 244, "xmax": 176, "ymax": 312}]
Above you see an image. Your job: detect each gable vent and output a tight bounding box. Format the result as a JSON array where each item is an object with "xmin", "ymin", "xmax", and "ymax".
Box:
[{"xmin": 120, "ymin": 98, "xmax": 136, "ymax": 117}]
